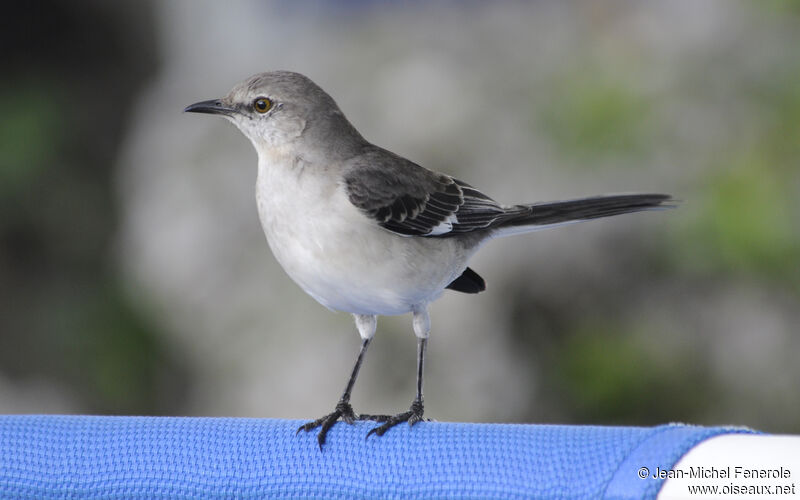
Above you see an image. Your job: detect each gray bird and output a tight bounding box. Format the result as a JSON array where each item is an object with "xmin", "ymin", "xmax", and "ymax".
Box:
[{"xmin": 185, "ymin": 71, "xmax": 672, "ymax": 448}]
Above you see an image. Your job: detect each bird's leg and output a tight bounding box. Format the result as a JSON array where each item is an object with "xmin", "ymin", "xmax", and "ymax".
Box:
[
  {"xmin": 296, "ymin": 337, "xmax": 370, "ymax": 447},
  {"xmin": 366, "ymin": 308, "xmax": 429, "ymax": 438},
  {"xmin": 297, "ymin": 314, "xmax": 376, "ymax": 449},
  {"xmin": 365, "ymin": 337, "xmax": 427, "ymax": 436}
]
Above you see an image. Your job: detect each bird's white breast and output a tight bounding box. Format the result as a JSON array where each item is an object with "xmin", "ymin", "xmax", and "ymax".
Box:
[{"xmin": 254, "ymin": 153, "xmax": 470, "ymax": 316}]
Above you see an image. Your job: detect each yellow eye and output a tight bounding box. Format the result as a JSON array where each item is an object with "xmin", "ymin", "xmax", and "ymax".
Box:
[{"xmin": 253, "ymin": 97, "xmax": 272, "ymax": 113}]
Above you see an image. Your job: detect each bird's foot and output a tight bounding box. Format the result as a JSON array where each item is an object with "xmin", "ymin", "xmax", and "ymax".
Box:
[
  {"xmin": 365, "ymin": 399, "xmax": 426, "ymax": 438},
  {"xmin": 296, "ymin": 400, "xmax": 358, "ymax": 449}
]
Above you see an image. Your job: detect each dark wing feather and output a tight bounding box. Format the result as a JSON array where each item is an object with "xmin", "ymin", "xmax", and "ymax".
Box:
[{"xmin": 344, "ymin": 147, "xmax": 526, "ymax": 237}]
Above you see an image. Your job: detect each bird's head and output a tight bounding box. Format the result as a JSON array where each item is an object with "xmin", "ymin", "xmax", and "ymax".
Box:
[{"xmin": 185, "ymin": 71, "xmax": 361, "ymax": 157}]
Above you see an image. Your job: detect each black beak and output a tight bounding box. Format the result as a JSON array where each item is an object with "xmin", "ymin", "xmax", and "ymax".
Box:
[{"xmin": 184, "ymin": 99, "xmax": 236, "ymax": 116}]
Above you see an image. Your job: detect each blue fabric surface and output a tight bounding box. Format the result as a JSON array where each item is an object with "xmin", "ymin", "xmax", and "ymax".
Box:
[{"xmin": 0, "ymin": 416, "xmax": 753, "ymax": 499}]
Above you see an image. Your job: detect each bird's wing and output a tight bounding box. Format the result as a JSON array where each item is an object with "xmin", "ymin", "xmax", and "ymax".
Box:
[{"xmin": 343, "ymin": 148, "xmax": 528, "ymax": 237}]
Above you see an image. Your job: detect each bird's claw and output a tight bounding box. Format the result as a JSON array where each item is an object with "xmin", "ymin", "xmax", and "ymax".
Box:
[
  {"xmin": 296, "ymin": 400, "xmax": 358, "ymax": 449},
  {"xmin": 297, "ymin": 399, "xmax": 428, "ymax": 447},
  {"xmin": 366, "ymin": 399, "xmax": 425, "ymax": 438}
]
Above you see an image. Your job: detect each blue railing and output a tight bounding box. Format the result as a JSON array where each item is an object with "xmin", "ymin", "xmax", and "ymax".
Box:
[{"xmin": 0, "ymin": 416, "xmax": 753, "ymax": 499}]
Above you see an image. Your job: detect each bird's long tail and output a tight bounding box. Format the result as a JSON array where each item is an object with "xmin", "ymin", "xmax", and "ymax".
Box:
[{"xmin": 493, "ymin": 193, "xmax": 674, "ymax": 237}]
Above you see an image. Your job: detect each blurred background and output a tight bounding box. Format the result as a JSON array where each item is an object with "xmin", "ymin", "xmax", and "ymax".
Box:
[{"xmin": 1, "ymin": 0, "xmax": 799, "ymax": 434}]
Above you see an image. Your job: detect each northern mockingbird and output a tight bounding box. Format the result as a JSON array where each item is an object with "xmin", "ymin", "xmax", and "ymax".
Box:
[{"xmin": 185, "ymin": 71, "xmax": 672, "ymax": 448}]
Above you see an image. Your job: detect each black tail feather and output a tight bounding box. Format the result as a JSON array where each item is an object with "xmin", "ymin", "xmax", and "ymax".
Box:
[
  {"xmin": 445, "ymin": 267, "xmax": 486, "ymax": 294},
  {"xmin": 498, "ymin": 193, "xmax": 673, "ymax": 230}
]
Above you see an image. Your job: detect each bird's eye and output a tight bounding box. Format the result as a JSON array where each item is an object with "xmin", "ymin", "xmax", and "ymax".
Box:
[{"xmin": 253, "ymin": 97, "xmax": 272, "ymax": 113}]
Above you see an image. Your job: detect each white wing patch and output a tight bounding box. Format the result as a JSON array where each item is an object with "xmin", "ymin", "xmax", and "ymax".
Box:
[{"xmin": 428, "ymin": 213, "xmax": 459, "ymax": 236}]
